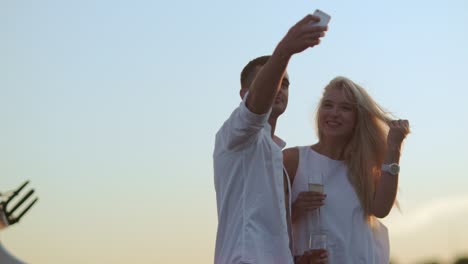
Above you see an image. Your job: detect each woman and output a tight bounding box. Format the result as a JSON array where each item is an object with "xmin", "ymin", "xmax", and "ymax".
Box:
[{"xmin": 284, "ymin": 76, "xmax": 410, "ymax": 263}]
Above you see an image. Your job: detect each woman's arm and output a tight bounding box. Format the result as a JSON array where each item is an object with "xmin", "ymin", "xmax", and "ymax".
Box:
[
  {"xmin": 284, "ymin": 147, "xmax": 325, "ymax": 223},
  {"xmin": 283, "ymin": 147, "xmax": 301, "ymax": 222},
  {"xmin": 283, "ymin": 147, "xmax": 299, "ymax": 183},
  {"xmin": 372, "ymin": 120, "xmax": 410, "ymax": 218}
]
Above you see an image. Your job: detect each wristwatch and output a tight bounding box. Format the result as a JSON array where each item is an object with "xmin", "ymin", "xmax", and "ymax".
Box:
[{"xmin": 382, "ymin": 163, "xmax": 400, "ymax": 176}]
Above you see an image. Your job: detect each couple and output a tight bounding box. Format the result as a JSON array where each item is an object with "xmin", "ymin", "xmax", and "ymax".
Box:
[{"xmin": 213, "ymin": 13, "xmax": 410, "ymax": 264}]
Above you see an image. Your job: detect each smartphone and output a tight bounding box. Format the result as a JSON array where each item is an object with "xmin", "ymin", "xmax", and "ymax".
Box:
[{"xmin": 311, "ymin": 9, "xmax": 331, "ymax": 27}]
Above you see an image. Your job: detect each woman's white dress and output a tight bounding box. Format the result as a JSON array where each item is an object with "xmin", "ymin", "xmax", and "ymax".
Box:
[{"xmin": 291, "ymin": 146, "xmax": 389, "ymax": 263}]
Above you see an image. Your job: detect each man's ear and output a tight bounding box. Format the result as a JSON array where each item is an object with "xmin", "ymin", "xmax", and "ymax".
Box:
[{"xmin": 240, "ymin": 88, "xmax": 247, "ymax": 99}]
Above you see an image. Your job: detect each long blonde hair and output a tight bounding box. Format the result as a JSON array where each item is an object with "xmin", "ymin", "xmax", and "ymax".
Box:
[{"xmin": 316, "ymin": 76, "xmax": 393, "ymax": 222}]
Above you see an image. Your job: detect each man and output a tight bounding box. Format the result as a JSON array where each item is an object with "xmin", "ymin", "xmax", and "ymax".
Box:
[{"xmin": 214, "ymin": 14, "xmax": 328, "ymax": 264}]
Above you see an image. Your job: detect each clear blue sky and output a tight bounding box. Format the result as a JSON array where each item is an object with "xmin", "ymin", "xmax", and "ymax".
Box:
[{"xmin": 1, "ymin": 0, "xmax": 468, "ymax": 263}]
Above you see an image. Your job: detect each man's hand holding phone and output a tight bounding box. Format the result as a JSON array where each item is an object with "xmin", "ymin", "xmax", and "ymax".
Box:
[
  {"xmin": 311, "ymin": 9, "xmax": 331, "ymax": 27},
  {"xmin": 274, "ymin": 10, "xmax": 331, "ymax": 59}
]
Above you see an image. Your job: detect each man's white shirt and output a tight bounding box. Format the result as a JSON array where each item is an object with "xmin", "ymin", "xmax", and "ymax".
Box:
[{"xmin": 213, "ymin": 94, "xmax": 293, "ymax": 264}]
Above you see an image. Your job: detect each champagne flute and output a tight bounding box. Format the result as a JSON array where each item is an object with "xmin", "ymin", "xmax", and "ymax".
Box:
[
  {"xmin": 309, "ymin": 233, "xmax": 327, "ymax": 250},
  {"xmin": 308, "ymin": 172, "xmax": 324, "ymax": 230},
  {"xmin": 308, "ymin": 172, "xmax": 325, "ymax": 253}
]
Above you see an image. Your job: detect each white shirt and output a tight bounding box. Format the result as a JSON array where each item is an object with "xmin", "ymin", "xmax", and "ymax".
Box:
[
  {"xmin": 291, "ymin": 146, "xmax": 389, "ymax": 263},
  {"xmin": 213, "ymin": 95, "xmax": 293, "ymax": 264}
]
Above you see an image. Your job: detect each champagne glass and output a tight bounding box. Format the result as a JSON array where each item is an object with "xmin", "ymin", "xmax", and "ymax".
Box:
[
  {"xmin": 309, "ymin": 233, "xmax": 327, "ymax": 250},
  {"xmin": 308, "ymin": 172, "xmax": 325, "ymax": 254},
  {"xmin": 308, "ymin": 172, "xmax": 324, "ymax": 230}
]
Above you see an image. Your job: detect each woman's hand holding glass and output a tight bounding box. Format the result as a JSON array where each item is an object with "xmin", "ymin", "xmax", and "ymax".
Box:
[
  {"xmin": 292, "ymin": 191, "xmax": 326, "ymax": 219},
  {"xmin": 296, "ymin": 248, "xmax": 328, "ymax": 264}
]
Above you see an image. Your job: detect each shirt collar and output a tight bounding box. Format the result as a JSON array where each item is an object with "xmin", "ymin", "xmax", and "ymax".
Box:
[
  {"xmin": 273, "ymin": 135, "xmax": 286, "ymax": 149},
  {"xmin": 264, "ymin": 124, "xmax": 287, "ymax": 149}
]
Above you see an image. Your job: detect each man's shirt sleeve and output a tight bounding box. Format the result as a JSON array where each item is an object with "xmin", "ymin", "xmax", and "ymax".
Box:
[{"xmin": 216, "ymin": 93, "xmax": 271, "ymax": 152}]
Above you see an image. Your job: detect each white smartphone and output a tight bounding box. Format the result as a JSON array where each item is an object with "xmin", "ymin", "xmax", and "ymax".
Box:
[{"xmin": 311, "ymin": 9, "xmax": 331, "ymax": 27}]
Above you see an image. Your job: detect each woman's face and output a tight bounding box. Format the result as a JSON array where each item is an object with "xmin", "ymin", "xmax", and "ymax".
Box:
[{"xmin": 318, "ymin": 88, "xmax": 357, "ymax": 140}]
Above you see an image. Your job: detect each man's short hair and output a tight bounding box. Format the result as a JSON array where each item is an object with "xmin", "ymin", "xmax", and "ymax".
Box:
[{"xmin": 240, "ymin": 55, "xmax": 271, "ymax": 89}]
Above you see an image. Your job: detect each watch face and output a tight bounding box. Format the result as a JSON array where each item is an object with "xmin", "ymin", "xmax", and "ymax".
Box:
[{"xmin": 390, "ymin": 164, "xmax": 400, "ymax": 175}]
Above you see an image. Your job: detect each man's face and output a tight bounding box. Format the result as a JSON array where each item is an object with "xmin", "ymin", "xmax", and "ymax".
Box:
[{"xmin": 272, "ymin": 73, "xmax": 289, "ymax": 117}]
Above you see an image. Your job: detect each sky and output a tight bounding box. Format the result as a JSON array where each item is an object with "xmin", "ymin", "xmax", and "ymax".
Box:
[{"xmin": 1, "ymin": 0, "xmax": 468, "ymax": 263}]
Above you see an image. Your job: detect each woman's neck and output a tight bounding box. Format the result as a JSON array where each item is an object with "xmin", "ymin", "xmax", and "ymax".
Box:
[{"xmin": 312, "ymin": 138, "xmax": 349, "ymax": 160}]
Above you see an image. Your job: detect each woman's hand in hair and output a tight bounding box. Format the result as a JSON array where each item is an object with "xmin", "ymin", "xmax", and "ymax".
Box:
[
  {"xmin": 373, "ymin": 120, "xmax": 410, "ymax": 218},
  {"xmin": 0, "ymin": 210, "xmax": 8, "ymax": 230},
  {"xmin": 292, "ymin": 191, "xmax": 326, "ymax": 222},
  {"xmin": 387, "ymin": 119, "xmax": 410, "ymax": 149}
]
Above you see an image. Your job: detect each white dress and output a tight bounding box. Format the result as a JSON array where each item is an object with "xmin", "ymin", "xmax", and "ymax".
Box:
[{"xmin": 291, "ymin": 146, "xmax": 389, "ymax": 264}]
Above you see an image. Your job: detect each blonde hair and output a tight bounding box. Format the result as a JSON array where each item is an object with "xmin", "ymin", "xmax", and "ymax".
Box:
[{"xmin": 316, "ymin": 76, "xmax": 393, "ymax": 222}]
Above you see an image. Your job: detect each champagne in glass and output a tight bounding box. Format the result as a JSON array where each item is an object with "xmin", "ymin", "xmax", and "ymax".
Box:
[
  {"xmin": 308, "ymin": 172, "xmax": 324, "ymax": 193},
  {"xmin": 309, "ymin": 234, "xmax": 327, "ymax": 250},
  {"xmin": 309, "ymin": 234, "xmax": 328, "ymax": 263},
  {"xmin": 308, "ymin": 183, "xmax": 323, "ymax": 193},
  {"xmin": 308, "ymin": 173, "xmax": 324, "ymax": 235}
]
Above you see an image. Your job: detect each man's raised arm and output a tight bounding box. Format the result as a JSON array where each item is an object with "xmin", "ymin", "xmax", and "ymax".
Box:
[{"xmin": 246, "ymin": 14, "xmax": 328, "ymax": 114}]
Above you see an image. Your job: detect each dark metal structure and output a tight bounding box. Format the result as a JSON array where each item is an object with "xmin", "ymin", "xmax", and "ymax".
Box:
[{"xmin": 0, "ymin": 181, "xmax": 39, "ymax": 226}]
